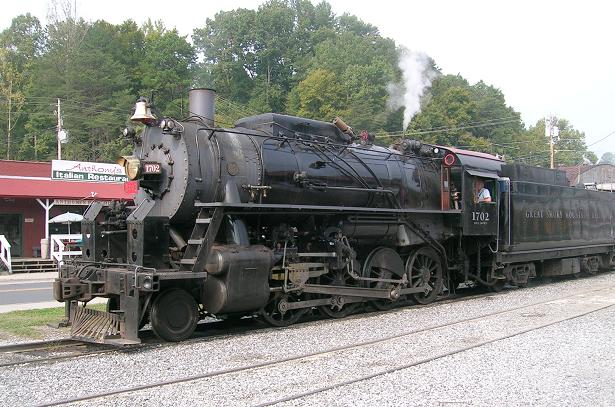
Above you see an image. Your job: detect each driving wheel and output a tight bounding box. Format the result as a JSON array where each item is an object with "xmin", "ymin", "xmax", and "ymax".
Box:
[
  {"xmin": 363, "ymin": 247, "xmax": 404, "ymax": 311},
  {"xmin": 406, "ymin": 247, "xmax": 443, "ymax": 304}
]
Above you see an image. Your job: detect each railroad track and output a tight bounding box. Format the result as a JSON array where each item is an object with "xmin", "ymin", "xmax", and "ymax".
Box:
[
  {"xmin": 0, "ymin": 298, "xmax": 458, "ymax": 369},
  {"xmin": 0, "ymin": 338, "xmax": 121, "ymax": 368},
  {"xmin": 0, "ymin": 281, "xmax": 507, "ymax": 370},
  {"xmin": 37, "ymin": 283, "xmax": 615, "ymax": 407},
  {"xmin": 0, "ymin": 318, "xmax": 259, "ymax": 369},
  {"xmin": 0, "ymin": 275, "xmax": 597, "ymax": 370}
]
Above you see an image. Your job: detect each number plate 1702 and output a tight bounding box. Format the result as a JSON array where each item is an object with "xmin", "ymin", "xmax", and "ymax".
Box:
[
  {"xmin": 142, "ymin": 162, "xmax": 162, "ymax": 174},
  {"xmin": 471, "ymin": 211, "xmax": 490, "ymax": 222}
]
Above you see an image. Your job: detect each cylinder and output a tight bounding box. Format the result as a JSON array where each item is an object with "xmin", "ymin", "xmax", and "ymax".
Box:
[{"xmin": 188, "ymin": 88, "xmax": 216, "ymax": 126}]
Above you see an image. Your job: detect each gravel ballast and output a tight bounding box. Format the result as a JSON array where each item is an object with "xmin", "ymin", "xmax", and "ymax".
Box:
[
  {"xmin": 1, "ymin": 273, "xmax": 614, "ymax": 407},
  {"xmin": 285, "ymin": 305, "xmax": 615, "ymax": 406}
]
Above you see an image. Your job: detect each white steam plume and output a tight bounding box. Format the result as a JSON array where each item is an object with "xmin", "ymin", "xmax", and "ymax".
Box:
[{"xmin": 387, "ymin": 49, "xmax": 437, "ymax": 130}]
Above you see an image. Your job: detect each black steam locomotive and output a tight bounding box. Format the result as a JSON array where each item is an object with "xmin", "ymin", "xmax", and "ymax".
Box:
[{"xmin": 54, "ymin": 89, "xmax": 615, "ymax": 344}]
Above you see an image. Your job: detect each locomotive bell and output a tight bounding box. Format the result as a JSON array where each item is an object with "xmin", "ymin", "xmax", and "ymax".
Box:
[{"xmin": 130, "ymin": 97, "xmax": 156, "ymax": 125}]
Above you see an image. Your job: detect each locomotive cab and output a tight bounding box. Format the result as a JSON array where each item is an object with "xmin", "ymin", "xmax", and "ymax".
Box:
[{"xmin": 462, "ymin": 169, "xmax": 499, "ymax": 236}]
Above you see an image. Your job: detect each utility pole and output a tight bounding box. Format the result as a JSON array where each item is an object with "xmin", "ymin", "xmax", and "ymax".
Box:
[
  {"xmin": 549, "ymin": 134, "xmax": 554, "ymax": 169},
  {"xmin": 545, "ymin": 116, "xmax": 559, "ymax": 169},
  {"xmin": 7, "ymin": 79, "xmax": 12, "ymax": 159},
  {"xmin": 56, "ymin": 98, "xmax": 68, "ymax": 160},
  {"xmin": 56, "ymin": 98, "xmax": 62, "ymax": 160}
]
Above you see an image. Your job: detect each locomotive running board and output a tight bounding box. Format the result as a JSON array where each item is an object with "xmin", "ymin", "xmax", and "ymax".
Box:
[
  {"xmin": 70, "ymin": 306, "xmax": 140, "ymax": 345},
  {"xmin": 196, "ymin": 202, "xmax": 461, "ymax": 215}
]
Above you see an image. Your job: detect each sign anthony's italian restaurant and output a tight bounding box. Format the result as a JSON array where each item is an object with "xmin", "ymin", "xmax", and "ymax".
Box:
[{"xmin": 51, "ymin": 160, "xmax": 127, "ymax": 183}]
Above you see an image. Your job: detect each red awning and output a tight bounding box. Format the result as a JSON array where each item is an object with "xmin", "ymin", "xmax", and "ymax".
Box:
[
  {"xmin": 0, "ymin": 159, "xmax": 134, "ymax": 200},
  {"xmin": 0, "ymin": 177, "xmax": 134, "ymax": 200}
]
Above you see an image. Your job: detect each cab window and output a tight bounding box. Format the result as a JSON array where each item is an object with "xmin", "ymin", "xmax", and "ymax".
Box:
[{"xmin": 474, "ymin": 178, "xmax": 495, "ymax": 204}]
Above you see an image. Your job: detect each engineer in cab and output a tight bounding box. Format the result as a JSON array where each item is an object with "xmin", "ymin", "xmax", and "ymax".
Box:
[{"xmin": 476, "ymin": 179, "xmax": 492, "ymax": 203}]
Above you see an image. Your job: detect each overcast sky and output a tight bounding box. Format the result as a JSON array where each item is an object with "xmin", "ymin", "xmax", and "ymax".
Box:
[{"xmin": 2, "ymin": 0, "xmax": 613, "ymax": 157}]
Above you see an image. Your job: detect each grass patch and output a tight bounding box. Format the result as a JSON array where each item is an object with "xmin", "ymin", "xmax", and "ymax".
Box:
[{"xmin": 0, "ymin": 303, "xmax": 106, "ymax": 339}]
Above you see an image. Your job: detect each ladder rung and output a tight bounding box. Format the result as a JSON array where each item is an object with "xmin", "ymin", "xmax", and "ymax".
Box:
[
  {"xmin": 188, "ymin": 239, "xmax": 203, "ymax": 245},
  {"xmin": 180, "ymin": 259, "xmax": 196, "ymax": 265},
  {"xmin": 196, "ymin": 218, "xmax": 212, "ymax": 224}
]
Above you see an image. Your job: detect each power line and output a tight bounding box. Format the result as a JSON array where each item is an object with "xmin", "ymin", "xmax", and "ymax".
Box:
[
  {"xmin": 377, "ymin": 117, "xmax": 521, "ymax": 138},
  {"xmin": 587, "ymin": 129, "xmax": 615, "ymax": 147}
]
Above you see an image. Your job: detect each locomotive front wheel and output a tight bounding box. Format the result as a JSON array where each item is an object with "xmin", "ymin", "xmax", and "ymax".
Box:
[
  {"xmin": 259, "ymin": 292, "xmax": 308, "ymax": 327},
  {"xmin": 150, "ymin": 289, "xmax": 199, "ymax": 342},
  {"xmin": 406, "ymin": 247, "xmax": 443, "ymax": 305}
]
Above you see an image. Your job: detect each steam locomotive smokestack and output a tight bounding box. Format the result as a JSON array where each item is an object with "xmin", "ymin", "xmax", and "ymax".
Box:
[{"xmin": 189, "ymin": 88, "xmax": 216, "ymax": 126}]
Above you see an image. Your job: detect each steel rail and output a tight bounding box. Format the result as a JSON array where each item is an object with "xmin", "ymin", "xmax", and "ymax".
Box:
[
  {"xmin": 0, "ymin": 339, "xmax": 132, "ymax": 369},
  {"xmin": 0, "ymin": 338, "xmax": 78, "ymax": 354}
]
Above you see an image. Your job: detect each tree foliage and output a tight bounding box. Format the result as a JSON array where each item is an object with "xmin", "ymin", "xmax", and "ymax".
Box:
[
  {"xmin": 194, "ymin": 0, "xmax": 400, "ymax": 132},
  {"xmin": 0, "ymin": 1, "xmax": 598, "ymax": 167},
  {"xmin": 599, "ymin": 152, "xmax": 615, "ymax": 165},
  {"xmin": 0, "ymin": 10, "xmax": 194, "ymax": 162},
  {"xmin": 518, "ymin": 118, "xmax": 597, "ymax": 167},
  {"xmin": 407, "ymin": 75, "xmax": 524, "ymax": 156}
]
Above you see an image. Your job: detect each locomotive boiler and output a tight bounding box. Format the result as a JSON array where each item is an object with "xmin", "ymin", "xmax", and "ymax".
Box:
[{"xmin": 54, "ymin": 88, "xmax": 615, "ymax": 344}]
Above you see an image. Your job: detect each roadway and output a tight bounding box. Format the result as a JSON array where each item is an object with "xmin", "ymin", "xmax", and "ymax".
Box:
[
  {"xmin": 0, "ymin": 272, "xmax": 93, "ymax": 313},
  {"xmin": 0, "ymin": 281, "xmax": 54, "ymax": 305},
  {"xmin": 0, "ymin": 272, "xmax": 107, "ymax": 313}
]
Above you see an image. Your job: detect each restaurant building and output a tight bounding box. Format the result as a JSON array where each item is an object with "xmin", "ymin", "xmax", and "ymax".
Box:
[{"xmin": 0, "ymin": 159, "xmax": 134, "ymax": 259}]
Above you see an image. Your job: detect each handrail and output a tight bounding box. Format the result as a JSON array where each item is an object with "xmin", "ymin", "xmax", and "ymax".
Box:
[
  {"xmin": 50, "ymin": 234, "xmax": 82, "ymax": 266},
  {"xmin": 0, "ymin": 234, "xmax": 11, "ymax": 274}
]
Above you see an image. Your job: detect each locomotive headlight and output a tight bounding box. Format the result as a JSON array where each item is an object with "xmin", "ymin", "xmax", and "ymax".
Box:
[
  {"xmin": 117, "ymin": 155, "xmax": 141, "ymax": 180},
  {"xmin": 159, "ymin": 118, "xmax": 177, "ymax": 132},
  {"xmin": 142, "ymin": 276, "xmax": 153, "ymax": 290}
]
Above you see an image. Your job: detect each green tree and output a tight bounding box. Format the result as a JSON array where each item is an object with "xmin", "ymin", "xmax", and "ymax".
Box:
[
  {"xmin": 287, "ymin": 68, "xmax": 346, "ymax": 120},
  {"xmin": 407, "ymin": 75, "xmax": 478, "ymax": 146},
  {"xmin": 340, "ymin": 61, "xmax": 394, "ymax": 131},
  {"xmin": 0, "ymin": 49, "xmax": 26, "ymax": 159},
  {"xmin": 407, "ymin": 74, "xmax": 524, "ymax": 155},
  {"xmin": 85, "ymin": 20, "xmax": 145, "ymax": 95},
  {"xmin": 517, "ymin": 118, "xmax": 595, "ymax": 167},
  {"xmin": 24, "ymin": 17, "xmax": 134, "ymax": 161},
  {"xmin": 299, "ymin": 13, "xmax": 399, "ymax": 132},
  {"xmin": 0, "ymin": 13, "xmax": 44, "ymax": 67},
  {"xmin": 0, "ymin": 14, "xmax": 44, "ymax": 159},
  {"xmin": 193, "ymin": 8, "xmax": 257, "ymax": 103},
  {"xmin": 599, "ymin": 152, "xmax": 615, "ymax": 164},
  {"xmin": 139, "ymin": 20, "xmax": 195, "ymax": 116},
  {"xmin": 193, "ymin": 0, "xmax": 399, "ymax": 131}
]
